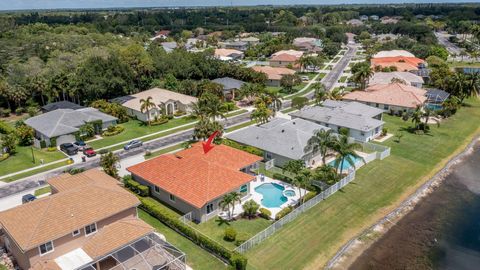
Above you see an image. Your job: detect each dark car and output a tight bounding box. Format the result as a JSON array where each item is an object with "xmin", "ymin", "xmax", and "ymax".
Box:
[
  {"xmin": 22, "ymin": 194, "xmax": 36, "ymax": 204},
  {"xmin": 124, "ymin": 140, "xmax": 143, "ymax": 150},
  {"xmin": 83, "ymin": 147, "xmax": 97, "ymax": 157},
  {"xmin": 74, "ymin": 141, "xmax": 89, "ymax": 151},
  {"xmin": 60, "ymin": 143, "xmax": 78, "ymax": 155}
]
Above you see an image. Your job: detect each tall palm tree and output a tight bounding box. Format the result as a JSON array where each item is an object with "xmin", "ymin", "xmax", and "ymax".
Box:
[
  {"xmin": 266, "ymin": 91, "xmax": 282, "ymax": 113},
  {"xmin": 282, "ymin": 160, "xmax": 305, "ymax": 176},
  {"xmin": 293, "ymin": 169, "xmax": 312, "ymax": 204},
  {"xmin": 100, "ymin": 151, "xmax": 120, "ymax": 178},
  {"xmin": 353, "ymin": 65, "xmax": 373, "ymax": 90},
  {"xmin": 332, "ymin": 135, "xmax": 363, "ymax": 176},
  {"xmin": 219, "ymin": 194, "xmax": 233, "ymax": 219},
  {"xmin": 139, "ymin": 96, "xmax": 156, "ymax": 125},
  {"xmin": 304, "ymin": 129, "xmax": 337, "ymax": 165},
  {"xmin": 312, "ymin": 82, "xmax": 327, "ymax": 105}
]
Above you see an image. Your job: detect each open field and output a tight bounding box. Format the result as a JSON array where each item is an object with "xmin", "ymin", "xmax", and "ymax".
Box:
[{"xmin": 245, "ymin": 98, "xmax": 480, "ymax": 270}]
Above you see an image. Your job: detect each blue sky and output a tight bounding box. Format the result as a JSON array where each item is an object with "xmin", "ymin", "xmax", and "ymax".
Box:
[{"xmin": 0, "ymin": 0, "xmax": 477, "ymax": 11}]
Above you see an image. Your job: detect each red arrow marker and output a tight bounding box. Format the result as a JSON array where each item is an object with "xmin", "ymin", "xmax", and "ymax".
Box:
[{"xmin": 202, "ymin": 131, "xmax": 219, "ymax": 154}]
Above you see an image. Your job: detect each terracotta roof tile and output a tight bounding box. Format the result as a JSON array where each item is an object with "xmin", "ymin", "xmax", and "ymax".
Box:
[
  {"xmin": 343, "ymin": 83, "xmax": 427, "ymax": 108},
  {"xmin": 0, "ymin": 170, "xmax": 139, "ymax": 251},
  {"xmin": 371, "ymin": 56, "xmax": 425, "ymax": 71},
  {"xmin": 270, "ymin": 53, "xmax": 299, "ymax": 62},
  {"xmin": 127, "ymin": 143, "xmax": 262, "ymax": 208},
  {"xmin": 251, "ymin": 66, "xmax": 296, "ymax": 80}
]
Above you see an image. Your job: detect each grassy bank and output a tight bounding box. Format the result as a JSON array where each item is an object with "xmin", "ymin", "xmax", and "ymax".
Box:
[{"xmin": 245, "ymin": 98, "xmax": 480, "ymax": 269}]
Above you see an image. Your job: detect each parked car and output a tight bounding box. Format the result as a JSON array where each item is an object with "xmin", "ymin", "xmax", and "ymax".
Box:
[
  {"xmin": 301, "ymin": 76, "xmax": 310, "ymax": 81},
  {"xmin": 83, "ymin": 147, "xmax": 97, "ymax": 157},
  {"xmin": 124, "ymin": 140, "xmax": 143, "ymax": 150},
  {"xmin": 74, "ymin": 141, "xmax": 89, "ymax": 151},
  {"xmin": 22, "ymin": 194, "xmax": 36, "ymax": 204},
  {"xmin": 60, "ymin": 143, "xmax": 78, "ymax": 155}
]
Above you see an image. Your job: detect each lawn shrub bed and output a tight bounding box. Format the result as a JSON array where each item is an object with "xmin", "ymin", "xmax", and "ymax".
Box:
[
  {"xmin": 222, "ymin": 139, "xmax": 263, "ymax": 156},
  {"xmin": 123, "ymin": 175, "xmax": 150, "ymax": 197},
  {"xmin": 138, "ymin": 197, "xmax": 248, "ymax": 270},
  {"xmin": 102, "ymin": 125, "xmax": 125, "ymax": 136},
  {"xmin": 259, "ymin": 208, "xmax": 271, "ymax": 220},
  {"xmin": 275, "ymin": 206, "xmax": 293, "ymax": 220}
]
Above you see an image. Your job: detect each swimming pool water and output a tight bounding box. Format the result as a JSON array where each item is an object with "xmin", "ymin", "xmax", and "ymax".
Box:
[
  {"xmin": 328, "ymin": 155, "xmax": 362, "ymax": 171},
  {"xmin": 284, "ymin": 190, "xmax": 296, "ymax": 197},
  {"xmin": 425, "ymin": 103, "xmax": 443, "ymax": 111},
  {"xmin": 255, "ymin": 183, "xmax": 288, "ymax": 208}
]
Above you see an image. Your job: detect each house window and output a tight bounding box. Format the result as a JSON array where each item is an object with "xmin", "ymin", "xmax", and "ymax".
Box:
[
  {"xmin": 383, "ymin": 105, "xmax": 389, "ymax": 110},
  {"xmin": 206, "ymin": 203, "xmax": 214, "ymax": 214},
  {"xmin": 361, "ymin": 132, "xmax": 365, "ymax": 136},
  {"xmin": 72, "ymin": 229, "xmax": 80, "ymax": 237},
  {"xmin": 240, "ymin": 185, "xmax": 248, "ymax": 193},
  {"xmin": 375, "ymin": 103, "xmax": 379, "ymax": 108},
  {"xmin": 84, "ymin": 223, "xmax": 97, "ymax": 236},
  {"xmin": 169, "ymin": 194, "xmax": 176, "ymax": 202},
  {"xmin": 154, "ymin": 185, "xmax": 160, "ymax": 193},
  {"xmin": 173, "ymin": 102, "xmax": 178, "ymax": 110},
  {"xmin": 265, "ymin": 152, "xmax": 272, "ymax": 160},
  {"xmin": 39, "ymin": 241, "xmax": 54, "ymax": 255}
]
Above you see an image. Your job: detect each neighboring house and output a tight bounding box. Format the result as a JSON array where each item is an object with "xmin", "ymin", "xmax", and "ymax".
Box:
[
  {"xmin": 239, "ymin": 36, "xmax": 260, "ymax": 46},
  {"xmin": 251, "ymin": 66, "xmax": 296, "ymax": 87},
  {"xmin": 212, "ymin": 77, "xmax": 246, "ymax": 100},
  {"xmin": 346, "ymin": 19, "xmax": 364, "ymax": 26},
  {"xmin": 185, "ymin": 38, "xmax": 205, "ymax": 51},
  {"xmin": 425, "ymin": 88, "xmax": 450, "ymax": 106},
  {"xmin": 112, "ymin": 88, "xmax": 198, "ymax": 122},
  {"xmin": 226, "ymin": 118, "xmax": 330, "ymax": 167},
  {"xmin": 342, "ymin": 83, "xmax": 428, "ymax": 113},
  {"xmin": 290, "ymin": 100, "xmax": 385, "ymax": 142},
  {"xmin": 25, "ymin": 108, "xmax": 117, "ymax": 148},
  {"xmin": 149, "ymin": 30, "xmax": 171, "ymax": 41},
  {"xmin": 0, "ymin": 169, "xmax": 185, "ymax": 270},
  {"xmin": 370, "ymin": 72, "xmax": 424, "ymax": 88},
  {"xmin": 292, "ymin": 38, "xmax": 322, "ymax": 52},
  {"xmin": 360, "ymin": 15, "xmax": 369, "ymax": 21},
  {"xmin": 371, "ymin": 56, "xmax": 426, "ymax": 72},
  {"xmin": 372, "ymin": 50, "xmax": 415, "ymax": 58},
  {"xmin": 161, "ymin": 41, "xmax": 178, "ymax": 53},
  {"xmin": 214, "ymin": 48, "xmax": 244, "ymax": 61},
  {"xmin": 127, "ymin": 142, "xmax": 262, "ymax": 223},
  {"xmin": 270, "ymin": 49, "xmax": 304, "ymax": 69},
  {"xmin": 380, "ymin": 16, "xmax": 400, "ymax": 24},
  {"xmin": 370, "ymin": 15, "xmax": 380, "ymax": 20},
  {"xmin": 219, "ymin": 41, "xmax": 249, "ymax": 51},
  {"xmin": 41, "ymin": 101, "xmax": 84, "ymax": 113}
]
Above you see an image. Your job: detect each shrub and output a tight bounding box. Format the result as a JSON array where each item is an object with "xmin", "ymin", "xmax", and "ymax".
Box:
[
  {"xmin": 242, "ymin": 200, "xmax": 260, "ymax": 219},
  {"xmin": 98, "ymin": 149, "xmax": 108, "ymax": 155},
  {"xmin": 272, "ymin": 173, "xmax": 293, "ymax": 183},
  {"xmin": 27, "ymin": 107, "xmax": 39, "ymax": 117},
  {"xmin": 173, "ymin": 110, "xmax": 186, "ymax": 117},
  {"xmin": 67, "ymin": 168, "xmax": 85, "ymax": 175},
  {"xmin": 0, "ymin": 108, "xmax": 11, "ymax": 117},
  {"xmin": 224, "ymin": 227, "xmax": 237, "ymax": 242},
  {"xmin": 50, "ymin": 137, "xmax": 57, "ymax": 147},
  {"xmin": 137, "ymin": 185, "xmax": 150, "ymax": 197},
  {"xmin": 381, "ymin": 128, "xmax": 388, "ymax": 136},
  {"xmin": 40, "ymin": 140, "xmax": 47, "ymax": 149},
  {"xmin": 275, "ymin": 206, "xmax": 293, "ymax": 220},
  {"xmin": 16, "ymin": 124, "xmax": 34, "ymax": 146},
  {"xmin": 0, "ymin": 121, "xmax": 13, "ymax": 134},
  {"xmin": 338, "ymin": 127, "xmax": 350, "ymax": 136},
  {"xmin": 102, "ymin": 125, "xmax": 125, "ymax": 137},
  {"xmin": 259, "ymin": 208, "xmax": 272, "ymax": 219},
  {"xmin": 222, "ymin": 139, "xmax": 263, "ymax": 156},
  {"xmin": 15, "ymin": 107, "xmax": 26, "ymax": 115},
  {"xmin": 303, "ymin": 191, "xmax": 317, "ymax": 202},
  {"xmin": 0, "ymin": 153, "xmax": 9, "ymax": 162},
  {"xmin": 150, "ymin": 117, "xmax": 169, "ymax": 126},
  {"xmin": 234, "ymin": 232, "xmax": 249, "ymax": 247},
  {"xmin": 47, "ymin": 147, "xmax": 57, "ymax": 152},
  {"xmin": 138, "ymin": 197, "xmax": 247, "ymax": 268},
  {"xmin": 123, "ymin": 176, "xmax": 150, "ymax": 197}
]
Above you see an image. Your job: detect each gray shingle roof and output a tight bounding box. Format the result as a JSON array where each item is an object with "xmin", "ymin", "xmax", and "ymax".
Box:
[
  {"xmin": 290, "ymin": 103, "xmax": 384, "ymax": 132},
  {"xmin": 25, "ymin": 108, "xmax": 117, "ymax": 138},
  {"xmin": 41, "ymin": 101, "xmax": 85, "ymax": 112},
  {"xmin": 226, "ymin": 118, "xmax": 329, "ymax": 160},
  {"xmin": 212, "ymin": 77, "xmax": 246, "ymax": 91}
]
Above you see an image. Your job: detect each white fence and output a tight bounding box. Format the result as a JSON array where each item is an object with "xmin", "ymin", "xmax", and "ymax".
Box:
[
  {"xmin": 360, "ymin": 141, "xmax": 391, "ymax": 160},
  {"xmin": 179, "ymin": 212, "xmax": 192, "ymax": 224},
  {"xmin": 235, "ymin": 170, "xmax": 356, "ymax": 253}
]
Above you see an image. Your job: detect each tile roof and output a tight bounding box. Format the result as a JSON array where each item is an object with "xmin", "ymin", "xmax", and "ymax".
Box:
[
  {"xmin": 371, "ymin": 56, "xmax": 425, "ymax": 72},
  {"xmin": 24, "ymin": 108, "xmax": 117, "ymax": 138},
  {"xmin": 290, "ymin": 102, "xmax": 385, "ymax": 132},
  {"xmin": 251, "ymin": 66, "xmax": 296, "ymax": 80},
  {"xmin": 373, "ymin": 50, "xmax": 415, "ymax": 58},
  {"xmin": 83, "ymin": 219, "xmax": 154, "ymax": 259},
  {"xmin": 270, "ymin": 53, "xmax": 299, "ymax": 62},
  {"xmin": 127, "ymin": 143, "xmax": 262, "ymax": 208},
  {"xmin": 214, "ymin": 48, "xmax": 243, "ymax": 58},
  {"xmin": 370, "ymin": 72, "xmax": 424, "ymax": 85},
  {"xmin": 272, "ymin": 49, "xmax": 304, "ymax": 58},
  {"xmin": 343, "ymin": 83, "xmax": 427, "ymax": 108},
  {"xmin": 0, "ymin": 169, "xmax": 139, "ymax": 252},
  {"xmin": 226, "ymin": 118, "xmax": 330, "ymax": 160},
  {"xmin": 112, "ymin": 88, "xmax": 197, "ymax": 112}
]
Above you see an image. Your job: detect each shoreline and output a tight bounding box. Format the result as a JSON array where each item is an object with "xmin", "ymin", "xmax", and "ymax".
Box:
[{"xmin": 326, "ymin": 133, "xmax": 480, "ymax": 270}]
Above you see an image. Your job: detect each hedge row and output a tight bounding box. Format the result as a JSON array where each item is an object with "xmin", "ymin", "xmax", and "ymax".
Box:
[
  {"xmin": 124, "ymin": 177, "xmax": 149, "ymax": 197},
  {"xmin": 222, "ymin": 139, "xmax": 263, "ymax": 157},
  {"xmin": 138, "ymin": 197, "xmax": 247, "ymax": 270}
]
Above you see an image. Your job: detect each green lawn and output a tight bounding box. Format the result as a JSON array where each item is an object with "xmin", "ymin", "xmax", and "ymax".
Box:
[
  {"xmin": 339, "ymin": 76, "xmax": 348, "ymax": 83},
  {"xmin": 89, "ymin": 117, "xmax": 197, "ymax": 149},
  {"xmin": 226, "ymin": 120, "xmax": 256, "ymax": 133},
  {"xmin": 34, "ymin": 186, "xmax": 52, "ymax": 196},
  {"xmin": 448, "ymin": 61, "xmax": 480, "ymax": 68},
  {"xmin": 2, "ymin": 160, "xmax": 69, "ymax": 183},
  {"xmin": 139, "ymin": 210, "xmax": 228, "ymax": 270},
  {"xmin": 297, "ymin": 72, "xmax": 317, "ymax": 80},
  {"xmin": 193, "ymin": 217, "xmax": 273, "ymax": 250},
  {"xmin": 245, "ymin": 98, "xmax": 480, "ymax": 270},
  {"xmin": 0, "ymin": 146, "xmax": 65, "ymax": 177},
  {"xmin": 146, "ymin": 143, "xmax": 184, "ymax": 159}
]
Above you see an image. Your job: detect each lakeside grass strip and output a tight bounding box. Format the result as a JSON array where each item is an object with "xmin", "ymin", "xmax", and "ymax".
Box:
[{"xmin": 244, "ymin": 98, "xmax": 480, "ymax": 270}]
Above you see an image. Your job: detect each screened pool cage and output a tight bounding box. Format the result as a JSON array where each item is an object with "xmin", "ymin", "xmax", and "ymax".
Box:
[{"xmin": 78, "ymin": 233, "xmax": 186, "ymax": 270}]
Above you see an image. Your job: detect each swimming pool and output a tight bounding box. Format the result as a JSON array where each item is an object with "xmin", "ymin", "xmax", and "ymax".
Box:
[
  {"xmin": 425, "ymin": 103, "xmax": 443, "ymax": 111},
  {"xmin": 328, "ymin": 154, "xmax": 363, "ymax": 171},
  {"xmin": 284, "ymin": 190, "xmax": 296, "ymax": 197},
  {"xmin": 255, "ymin": 183, "xmax": 288, "ymax": 208}
]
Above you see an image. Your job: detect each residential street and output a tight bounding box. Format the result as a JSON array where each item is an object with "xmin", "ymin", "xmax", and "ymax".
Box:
[{"xmin": 0, "ymin": 44, "xmax": 356, "ymax": 206}]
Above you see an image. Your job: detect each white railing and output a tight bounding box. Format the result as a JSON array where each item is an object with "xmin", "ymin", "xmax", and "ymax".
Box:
[
  {"xmin": 359, "ymin": 141, "xmax": 391, "ymax": 160},
  {"xmin": 235, "ymin": 171, "xmax": 356, "ymax": 253},
  {"xmin": 178, "ymin": 212, "xmax": 193, "ymax": 224}
]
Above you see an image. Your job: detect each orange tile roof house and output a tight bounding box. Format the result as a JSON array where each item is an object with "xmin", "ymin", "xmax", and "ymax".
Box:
[
  {"xmin": 371, "ymin": 56, "xmax": 426, "ymax": 72},
  {"xmin": 269, "ymin": 50, "xmax": 304, "ymax": 69},
  {"xmin": 127, "ymin": 142, "xmax": 262, "ymax": 223},
  {"xmin": 0, "ymin": 169, "xmax": 185, "ymax": 270},
  {"xmin": 251, "ymin": 66, "xmax": 296, "ymax": 87},
  {"xmin": 342, "ymin": 83, "xmax": 427, "ymax": 113}
]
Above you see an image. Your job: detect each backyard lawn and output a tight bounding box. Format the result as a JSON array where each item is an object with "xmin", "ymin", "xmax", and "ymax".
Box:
[
  {"xmin": 0, "ymin": 146, "xmax": 65, "ymax": 177},
  {"xmin": 193, "ymin": 217, "xmax": 273, "ymax": 250},
  {"xmin": 139, "ymin": 210, "xmax": 228, "ymax": 270},
  {"xmin": 245, "ymin": 98, "xmax": 480, "ymax": 270}
]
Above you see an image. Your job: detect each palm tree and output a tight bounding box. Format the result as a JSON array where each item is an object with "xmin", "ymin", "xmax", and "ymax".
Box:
[
  {"xmin": 332, "ymin": 135, "xmax": 363, "ymax": 176},
  {"xmin": 266, "ymin": 91, "xmax": 282, "ymax": 113},
  {"xmin": 402, "ymin": 106, "xmax": 423, "ymax": 132},
  {"xmin": 304, "ymin": 129, "xmax": 337, "ymax": 165},
  {"xmin": 312, "ymin": 82, "xmax": 327, "ymax": 105},
  {"xmin": 100, "ymin": 151, "xmax": 120, "ymax": 178},
  {"xmin": 219, "ymin": 192, "xmax": 242, "ymax": 219},
  {"xmin": 139, "ymin": 96, "xmax": 156, "ymax": 125},
  {"xmin": 282, "ymin": 160, "xmax": 305, "ymax": 177},
  {"xmin": 353, "ymin": 65, "xmax": 373, "ymax": 90},
  {"xmin": 293, "ymin": 169, "xmax": 312, "ymax": 204},
  {"xmin": 250, "ymin": 100, "xmax": 273, "ymax": 124},
  {"xmin": 327, "ymin": 87, "xmax": 344, "ymax": 100}
]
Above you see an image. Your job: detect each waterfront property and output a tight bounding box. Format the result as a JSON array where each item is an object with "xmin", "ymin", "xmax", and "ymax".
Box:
[
  {"xmin": 251, "ymin": 66, "xmax": 296, "ymax": 87},
  {"xmin": 0, "ymin": 169, "xmax": 185, "ymax": 270},
  {"xmin": 25, "ymin": 108, "xmax": 118, "ymax": 148},
  {"xmin": 343, "ymin": 83, "xmax": 427, "ymax": 113},
  {"xmin": 127, "ymin": 142, "xmax": 263, "ymax": 223},
  {"xmin": 425, "ymin": 88, "xmax": 450, "ymax": 110},
  {"xmin": 226, "ymin": 118, "xmax": 330, "ymax": 167},
  {"xmin": 290, "ymin": 100, "xmax": 385, "ymax": 142},
  {"xmin": 112, "ymin": 88, "xmax": 198, "ymax": 122}
]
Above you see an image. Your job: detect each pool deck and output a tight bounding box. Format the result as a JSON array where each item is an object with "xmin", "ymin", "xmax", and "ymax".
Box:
[{"xmin": 250, "ymin": 176, "xmax": 307, "ymax": 218}]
